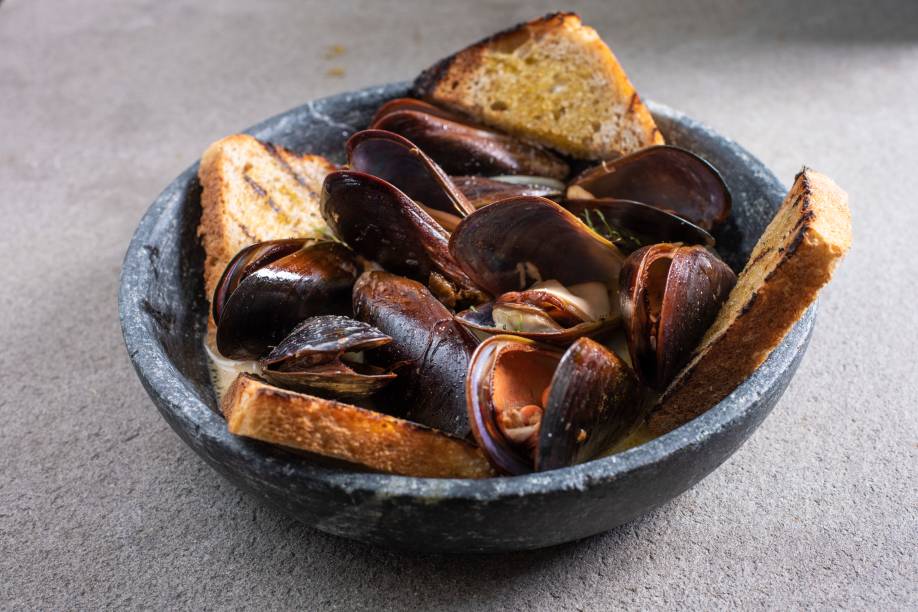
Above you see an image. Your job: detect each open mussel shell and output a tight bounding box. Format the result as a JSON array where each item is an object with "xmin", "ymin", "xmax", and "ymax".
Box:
[
  {"xmin": 565, "ymin": 198, "xmax": 715, "ymax": 253},
  {"xmin": 215, "ymin": 241, "xmax": 360, "ymax": 360},
  {"xmin": 352, "ymin": 271, "xmax": 479, "ymax": 438},
  {"xmin": 259, "ymin": 316, "xmax": 396, "ymax": 399},
  {"xmin": 449, "ymin": 196, "xmax": 623, "ymax": 343},
  {"xmin": 321, "ymin": 170, "xmax": 477, "ymax": 296},
  {"xmin": 568, "ymin": 145, "xmax": 732, "ymax": 231},
  {"xmin": 452, "ymin": 175, "xmax": 564, "ymax": 209},
  {"xmin": 449, "ymin": 196, "xmax": 624, "ymax": 296},
  {"xmin": 347, "ymin": 129, "xmax": 474, "ymax": 217},
  {"xmin": 261, "ymin": 315, "xmax": 392, "ymax": 369},
  {"xmin": 369, "ymin": 98, "xmax": 570, "ymax": 180},
  {"xmin": 535, "ymin": 337, "xmax": 642, "ymax": 471},
  {"xmin": 620, "ymin": 243, "xmax": 737, "ymax": 390},
  {"xmin": 455, "ymin": 299, "xmax": 612, "ymax": 346},
  {"xmin": 465, "ymin": 336, "xmax": 563, "ymax": 475},
  {"xmin": 465, "ymin": 335, "xmax": 642, "ymax": 475},
  {"xmin": 369, "ymin": 97, "xmax": 467, "ymax": 125},
  {"xmin": 212, "ymin": 238, "xmax": 306, "ymax": 324},
  {"xmin": 261, "ymin": 361, "xmax": 397, "ymax": 399}
]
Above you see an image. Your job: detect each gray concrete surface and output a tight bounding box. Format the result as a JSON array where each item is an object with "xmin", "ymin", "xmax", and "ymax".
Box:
[{"xmin": 1, "ymin": 0, "xmax": 915, "ymax": 609}]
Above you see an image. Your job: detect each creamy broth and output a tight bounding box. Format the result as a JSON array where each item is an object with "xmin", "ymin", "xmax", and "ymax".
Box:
[{"xmin": 204, "ymin": 340, "xmax": 260, "ymax": 402}]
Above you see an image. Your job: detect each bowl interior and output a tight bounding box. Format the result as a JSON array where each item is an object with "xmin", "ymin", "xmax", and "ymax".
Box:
[{"xmin": 121, "ymin": 83, "xmax": 802, "ymax": 501}]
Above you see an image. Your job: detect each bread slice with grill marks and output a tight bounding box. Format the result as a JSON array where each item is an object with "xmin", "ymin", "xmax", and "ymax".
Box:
[
  {"xmin": 222, "ymin": 373, "xmax": 494, "ymax": 479},
  {"xmin": 413, "ymin": 12, "xmax": 663, "ymax": 160},
  {"xmin": 648, "ymin": 169, "xmax": 852, "ymax": 435},
  {"xmin": 197, "ymin": 134, "xmax": 336, "ymax": 308}
]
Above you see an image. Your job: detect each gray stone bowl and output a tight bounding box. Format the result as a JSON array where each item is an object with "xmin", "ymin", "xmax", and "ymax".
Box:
[{"xmin": 119, "ymin": 82, "xmax": 814, "ymax": 553}]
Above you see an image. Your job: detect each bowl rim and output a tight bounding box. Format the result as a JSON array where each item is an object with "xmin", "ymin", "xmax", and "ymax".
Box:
[{"xmin": 119, "ymin": 87, "xmax": 814, "ymax": 502}]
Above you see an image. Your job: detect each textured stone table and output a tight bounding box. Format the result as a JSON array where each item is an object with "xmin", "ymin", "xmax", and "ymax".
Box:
[{"xmin": 2, "ymin": 1, "xmax": 914, "ymax": 608}]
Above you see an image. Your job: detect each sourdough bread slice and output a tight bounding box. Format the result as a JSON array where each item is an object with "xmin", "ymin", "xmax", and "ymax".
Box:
[
  {"xmin": 222, "ymin": 373, "xmax": 494, "ymax": 478},
  {"xmin": 197, "ymin": 134, "xmax": 336, "ymax": 307},
  {"xmin": 413, "ymin": 12, "xmax": 663, "ymax": 160},
  {"xmin": 648, "ymin": 169, "xmax": 852, "ymax": 435}
]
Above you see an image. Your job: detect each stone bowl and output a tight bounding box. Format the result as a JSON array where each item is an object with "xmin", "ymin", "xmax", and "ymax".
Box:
[{"xmin": 119, "ymin": 83, "xmax": 814, "ymax": 553}]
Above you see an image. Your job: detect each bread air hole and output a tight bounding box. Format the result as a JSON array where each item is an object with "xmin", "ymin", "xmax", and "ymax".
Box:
[{"xmin": 491, "ymin": 100, "xmax": 509, "ymax": 112}]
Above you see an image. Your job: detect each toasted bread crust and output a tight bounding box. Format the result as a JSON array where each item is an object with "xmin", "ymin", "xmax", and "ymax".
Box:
[
  {"xmin": 412, "ymin": 13, "xmax": 572, "ymax": 99},
  {"xmin": 197, "ymin": 135, "xmax": 336, "ymax": 310},
  {"xmin": 222, "ymin": 374, "xmax": 494, "ymax": 479},
  {"xmin": 648, "ymin": 169, "xmax": 852, "ymax": 435},
  {"xmin": 413, "ymin": 12, "xmax": 662, "ymax": 159}
]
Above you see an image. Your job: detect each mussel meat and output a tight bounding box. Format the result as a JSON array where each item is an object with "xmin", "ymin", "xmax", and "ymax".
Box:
[
  {"xmin": 619, "ymin": 243, "xmax": 736, "ymax": 390},
  {"xmin": 214, "ymin": 239, "xmax": 360, "ymax": 360},
  {"xmin": 449, "ymin": 196, "xmax": 624, "ymax": 344},
  {"xmin": 568, "ymin": 145, "xmax": 732, "ymax": 231},
  {"xmin": 466, "ymin": 335, "xmax": 642, "ymax": 474},
  {"xmin": 259, "ymin": 315, "xmax": 396, "ymax": 399},
  {"xmin": 565, "ymin": 198, "xmax": 714, "ymax": 254},
  {"xmin": 369, "ymin": 98, "xmax": 570, "ymax": 180},
  {"xmin": 352, "ymin": 271, "xmax": 479, "ymax": 437}
]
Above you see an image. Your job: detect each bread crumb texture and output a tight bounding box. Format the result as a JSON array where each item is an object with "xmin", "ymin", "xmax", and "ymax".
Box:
[
  {"xmin": 415, "ymin": 12, "xmax": 663, "ymax": 159},
  {"xmin": 222, "ymin": 374, "xmax": 493, "ymax": 478}
]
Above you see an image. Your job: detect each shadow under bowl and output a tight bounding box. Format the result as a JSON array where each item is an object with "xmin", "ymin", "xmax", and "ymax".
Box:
[{"xmin": 119, "ymin": 83, "xmax": 813, "ymax": 553}]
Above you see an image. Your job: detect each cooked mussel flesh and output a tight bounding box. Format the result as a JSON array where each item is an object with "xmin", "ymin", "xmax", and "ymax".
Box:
[
  {"xmin": 214, "ymin": 240, "xmax": 360, "ymax": 360},
  {"xmin": 352, "ymin": 271, "xmax": 479, "ymax": 437},
  {"xmin": 369, "ymin": 98, "xmax": 570, "ymax": 179},
  {"xmin": 449, "ymin": 196, "xmax": 624, "ymax": 343},
  {"xmin": 568, "ymin": 145, "xmax": 731, "ymax": 230},
  {"xmin": 619, "ymin": 243, "xmax": 736, "ymax": 390},
  {"xmin": 259, "ymin": 315, "xmax": 396, "ymax": 399},
  {"xmin": 466, "ymin": 335, "xmax": 642, "ymax": 474},
  {"xmin": 457, "ymin": 284, "xmax": 617, "ymax": 343}
]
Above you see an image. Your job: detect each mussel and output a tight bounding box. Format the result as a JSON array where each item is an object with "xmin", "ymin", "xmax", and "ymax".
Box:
[
  {"xmin": 369, "ymin": 98, "xmax": 570, "ymax": 180},
  {"xmin": 212, "ymin": 238, "xmax": 305, "ymax": 325},
  {"xmin": 214, "ymin": 239, "xmax": 360, "ymax": 359},
  {"xmin": 452, "ymin": 175, "xmax": 564, "ymax": 209},
  {"xmin": 259, "ymin": 315, "xmax": 396, "ymax": 399},
  {"xmin": 347, "ymin": 129, "xmax": 475, "ymax": 218},
  {"xmin": 619, "ymin": 243, "xmax": 736, "ymax": 390},
  {"xmin": 352, "ymin": 271, "xmax": 479, "ymax": 437},
  {"xmin": 322, "ymin": 131, "xmax": 485, "ymax": 307},
  {"xmin": 565, "ymin": 198, "xmax": 714, "ymax": 254},
  {"xmin": 449, "ymin": 196, "xmax": 625, "ymax": 344},
  {"xmin": 466, "ymin": 335, "xmax": 642, "ymax": 474},
  {"xmin": 568, "ymin": 145, "xmax": 731, "ymax": 231}
]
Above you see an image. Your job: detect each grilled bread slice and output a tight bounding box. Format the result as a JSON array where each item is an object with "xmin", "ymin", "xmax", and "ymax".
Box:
[
  {"xmin": 648, "ymin": 169, "xmax": 852, "ymax": 435},
  {"xmin": 222, "ymin": 373, "xmax": 494, "ymax": 479},
  {"xmin": 197, "ymin": 134, "xmax": 336, "ymax": 308},
  {"xmin": 413, "ymin": 12, "xmax": 663, "ymax": 160}
]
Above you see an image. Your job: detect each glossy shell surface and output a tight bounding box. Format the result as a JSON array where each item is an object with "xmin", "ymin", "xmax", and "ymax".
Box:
[{"xmin": 120, "ymin": 83, "xmax": 814, "ymax": 552}]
